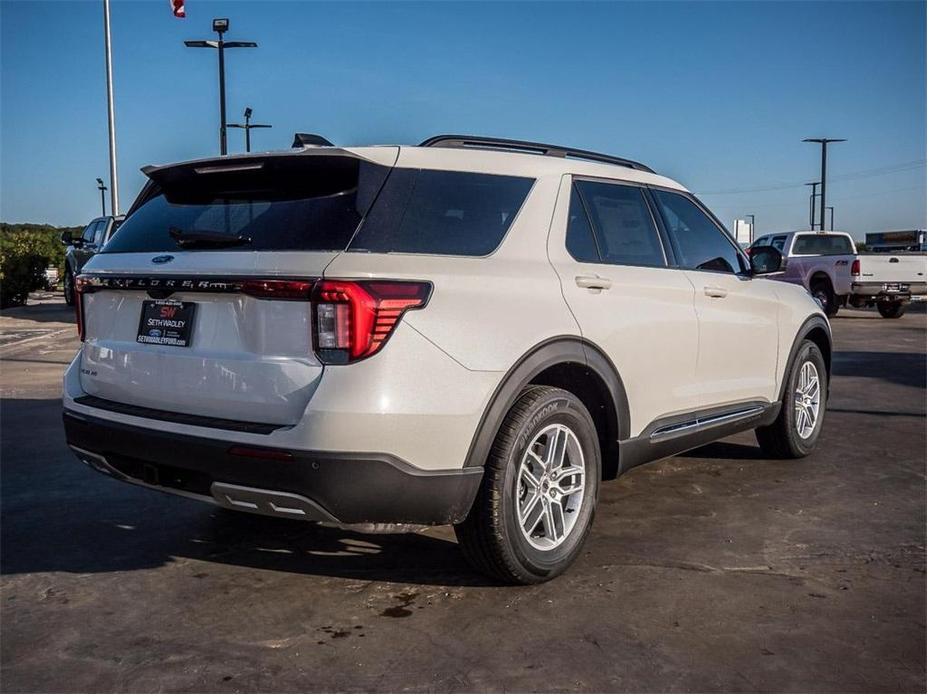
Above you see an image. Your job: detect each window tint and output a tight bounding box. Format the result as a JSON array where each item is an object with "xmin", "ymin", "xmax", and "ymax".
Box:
[
  {"xmin": 792, "ymin": 234, "xmax": 854, "ymax": 255},
  {"xmin": 754, "ymin": 236, "xmax": 769, "ymax": 247},
  {"xmin": 104, "ymin": 157, "xmax": 390, "ymax": 253},
  {"xmin": 652, "ymin": 190, "xmax": 745, "ymax": 274},
  {"xmin": 574, "ymin": 181, "xmax": 665, "ymax": 267},
  {"xmin": 565, "ymin": 186, "xmax": 599, "ymax": 262},
  {"xmin": 771, "ymin": 235, "xmax": 787, "ymax": 251},
  {"xmin": 350, "ymin": 169, "xmax": 534, "ymax": 256}
]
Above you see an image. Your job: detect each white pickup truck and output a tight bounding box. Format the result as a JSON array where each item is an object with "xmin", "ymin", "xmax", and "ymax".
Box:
[
  {"xmin": 848, "ymin": 253, "xmax": 927, "ymax": 318},
  {"xmin": 749, "ymin": 230, "xmax": 927, "ymax": 318}
]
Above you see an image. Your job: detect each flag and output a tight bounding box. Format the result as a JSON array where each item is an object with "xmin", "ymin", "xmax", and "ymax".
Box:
[{"xmin": 170, "ymin": 0, "xmax": 185, "ymax": 18}]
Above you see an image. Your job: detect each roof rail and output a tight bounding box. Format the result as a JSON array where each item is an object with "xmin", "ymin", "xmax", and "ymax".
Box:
[{"xmin": 419, "ymin": 134, "xmax": 655, "ymax": 174}]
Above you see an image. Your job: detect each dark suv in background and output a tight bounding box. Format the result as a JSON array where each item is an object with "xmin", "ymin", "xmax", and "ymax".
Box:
[{"xmin": 61, "ymin": 215, "xmax": 123, "ymax": 305}]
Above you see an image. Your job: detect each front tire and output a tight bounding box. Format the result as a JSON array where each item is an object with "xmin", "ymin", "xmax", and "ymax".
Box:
[
  {"xmin": 454, "ymin": 386, "xmax": 601, "ymax": 584},
  {"xmin": 756, "ymin": 339, "xmax": 827, "ymax": 458},
  {"xmin": 877, "ymin": 301, "xmax": 906, "ymax": 319}
]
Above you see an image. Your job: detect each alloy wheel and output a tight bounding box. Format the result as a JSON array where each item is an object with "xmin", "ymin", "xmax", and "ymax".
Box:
[
  {"xmin": 794, "ymin": 360, "xmax": 821, "ymax": 439},
  {"xmin": 516, "ymin": 423, "xmax": 586, "ymax": 551}
]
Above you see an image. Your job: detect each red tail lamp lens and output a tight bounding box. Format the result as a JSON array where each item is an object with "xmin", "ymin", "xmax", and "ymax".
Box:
[
  {"xmin": 850, "ymin": 259, "xmax": 860, "ymax": 276},
  {"xmin": 241, "ymin": 279, "xmax": 314, "ymax": 300},
  {"xmin": 74, "ymin": 275, "xmax": 95, "ymax": 341},
  {"xmin": 312, "ymin": 280, "xmax": 431, "ymax": 363}
]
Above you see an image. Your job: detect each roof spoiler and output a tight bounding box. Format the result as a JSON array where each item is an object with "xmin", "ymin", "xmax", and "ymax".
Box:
[{"xmin": 292, "ymin": 133, "xmax": 334, "ymax": 148}]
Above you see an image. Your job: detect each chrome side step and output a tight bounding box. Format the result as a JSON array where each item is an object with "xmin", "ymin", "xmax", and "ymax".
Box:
[{"xmin": 649, "ymin": 405, "xmax": 766, "ymax": 443}]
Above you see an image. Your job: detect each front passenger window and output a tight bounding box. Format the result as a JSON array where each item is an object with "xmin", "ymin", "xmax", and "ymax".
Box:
[{"xmin": 652, "ymin": 191, "xmax": 746, "ymax": 274}]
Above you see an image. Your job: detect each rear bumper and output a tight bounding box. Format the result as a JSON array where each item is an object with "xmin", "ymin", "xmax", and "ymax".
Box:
[
  {"xmin": 850, "ymin": 281, "xmax": 927, "ymax": 299},
  {"xmin": 63, "ymin": 409, "xmax": 482, "ymax": 525}
]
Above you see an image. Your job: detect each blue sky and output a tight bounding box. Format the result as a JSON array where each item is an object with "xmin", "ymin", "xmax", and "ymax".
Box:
[{"xmin": 2, "ymin": 1, "xmax": 924, "ymax": 238}]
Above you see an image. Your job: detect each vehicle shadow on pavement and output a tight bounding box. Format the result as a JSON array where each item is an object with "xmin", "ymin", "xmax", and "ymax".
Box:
[
  {"xmin": 832, "ymin": 351, "xmax": 927, "ymax": 389},
  {"xmin": 0, "ymin": 398, "xmax": 496, "ymax": 586},
  {"xmin": 0, "ymin": 303, "xmax": 74, "ymax": 325}
]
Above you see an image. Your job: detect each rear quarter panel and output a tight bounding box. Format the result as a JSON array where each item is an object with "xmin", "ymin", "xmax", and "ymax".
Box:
[{"xmin": 322, "ymin": 173, "xmax": 580, "ymax": 372}]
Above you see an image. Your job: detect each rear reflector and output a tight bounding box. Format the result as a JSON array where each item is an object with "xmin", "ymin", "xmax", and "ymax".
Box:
[
  {"xmin": 228, "ymin": 445, "xmax": 294, "ymax": 461},
  {"xmin": 312, "ymin": 280, "xmax": 431, "ymax": 363}
]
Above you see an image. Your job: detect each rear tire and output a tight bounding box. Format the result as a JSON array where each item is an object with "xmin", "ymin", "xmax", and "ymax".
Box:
[
  {"xmin": 811, "ymin": 280, "xmax": 839, "ymax": 318},
  {"xmin": 756, "ymin": 340, "xmax": 827, "ymax": 459},
  {"xmin": 454, "ymin": 385, "xmax": 601, "ymax": 584},
  {"xmin": 63, "ymin": 268, "xmax": 75, "ymax": 307},
  {"xmin": 877, "ymin": 301, "xmax": 906, "ymax": 319}
]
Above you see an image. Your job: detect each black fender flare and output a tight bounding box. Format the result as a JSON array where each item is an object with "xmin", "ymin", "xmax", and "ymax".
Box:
[
  {"xmin": 462, "ymin": 336, "xmax": 630, "ymax": 469},
  {"xmin": 777, "ymin": 314, "xmax": 832, "ymax": 401}
]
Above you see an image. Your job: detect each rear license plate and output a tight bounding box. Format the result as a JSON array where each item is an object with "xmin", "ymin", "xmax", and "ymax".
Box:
[
  {"xmin": 137, "ymin": 300, "xmax": 196, "ymax": 347},
  {"xmin": 882, "ymin": 283, "xmax": 909, "ymax": 293}
]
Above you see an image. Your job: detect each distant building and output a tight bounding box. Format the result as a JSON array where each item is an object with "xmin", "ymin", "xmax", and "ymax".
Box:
[
  {"xmin": 864, "ymin": 230, "xmax": 926, "ymax": 253},
  {"xmin": 733, "ymin": 218, "xmax": 754, "ymax": 246}
]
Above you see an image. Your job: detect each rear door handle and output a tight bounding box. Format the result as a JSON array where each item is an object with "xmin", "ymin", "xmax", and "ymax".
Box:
[
  {"xmin": 703, "ymin": 286, "xmax": 728, "ymax": 298},
  {"xmin": 575, "ymin": 274, "xmax": 612, "ymax": 291}
]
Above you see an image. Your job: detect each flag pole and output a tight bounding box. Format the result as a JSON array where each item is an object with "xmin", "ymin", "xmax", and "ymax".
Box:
[{"xmin": 102, "ymin": 0, "xmax": 119, "ymax": 215}]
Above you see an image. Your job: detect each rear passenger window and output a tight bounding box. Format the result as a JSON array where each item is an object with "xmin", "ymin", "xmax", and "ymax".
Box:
[
  {"xmin": 573, "ymin": 181, "xmax": 665, "ymax": 267},
  {"xmin": 565, "ymin": 186, "xmax": 599, "ymax": 262},
  {"xmin": 771, "ymin": 235, "xmax": 787, "ymax": 251},
  {"xmin": 652, "ymin": 190, "xmax": 746, "ymax": 274},
  {"xmin": 350, "ymin": 169, "xmax": 534, "ymax": 256}
]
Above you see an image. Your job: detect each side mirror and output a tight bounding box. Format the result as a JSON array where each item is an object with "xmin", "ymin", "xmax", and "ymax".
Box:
[
  {"xmin": 60, "ymin": 231, "xmax": 73, "ymax": 246},
  {"xmin": 750, "ymin": 245, "xmax": 783, "ymax": 275}
]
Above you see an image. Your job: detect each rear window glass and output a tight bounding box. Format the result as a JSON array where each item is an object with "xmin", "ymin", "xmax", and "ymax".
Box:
[
  {"xmin": 792, "ymin": 234, "xmax": 854, "ymax": 255},
  {"xmin": 348, "ymin": 169, "xmax": 534, "ymax": 256},
  {"xmin": 103, "ymin": 156, "xmax": 390, "ymax": 253}
]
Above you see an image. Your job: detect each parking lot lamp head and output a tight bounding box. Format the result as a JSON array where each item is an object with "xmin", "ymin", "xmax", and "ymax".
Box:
[{"xmin": 184, "ymin": 19, "xmax": 257, "ymax": 156}]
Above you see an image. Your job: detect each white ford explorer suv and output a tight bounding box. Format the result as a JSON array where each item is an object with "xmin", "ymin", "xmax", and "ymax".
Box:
[{"xmin": 63, "ymin": 135, "xmax": 831, "ymax": 584}]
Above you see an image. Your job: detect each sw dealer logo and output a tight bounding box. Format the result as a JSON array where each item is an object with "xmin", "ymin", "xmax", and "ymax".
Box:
[{"xmin": 159, "ymin": 305, "xmax": 179, "ymax": 319}]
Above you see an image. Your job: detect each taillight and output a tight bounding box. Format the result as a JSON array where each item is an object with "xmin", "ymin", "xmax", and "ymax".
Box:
[
  {"xmin": 851, "ymin": 259, "xmax": 860, "ymax": 276},
  {"xmin": 311, "ymin": 280, "xmax": 431, "ymax": 363},
  {"xmin": 74, "ymin": 275, "xmax": 91, "ymax": 341},
  {"xmin": 241, "ymin": 279, "xmax": 314, "ymax": 300}
]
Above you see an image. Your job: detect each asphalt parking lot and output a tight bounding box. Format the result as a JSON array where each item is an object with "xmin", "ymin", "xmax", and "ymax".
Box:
[{"xmin": 1, "ymin": 295, "xmax": 924, "ymax": 693}]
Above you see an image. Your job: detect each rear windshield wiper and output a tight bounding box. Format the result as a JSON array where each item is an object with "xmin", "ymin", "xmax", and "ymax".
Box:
[{"xmin": 169, "ymin": 227, "xmax": 252, "ymax": 249}]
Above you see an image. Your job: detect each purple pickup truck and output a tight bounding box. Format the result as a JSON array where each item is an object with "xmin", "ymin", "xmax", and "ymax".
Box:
[{"xmin": 749, "ymin": 231, "xmax": 855, "ymax": 317}]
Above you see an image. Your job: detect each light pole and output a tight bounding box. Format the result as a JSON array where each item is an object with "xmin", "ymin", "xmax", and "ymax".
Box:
[
  {"xmin": 96, "ymin": 178, "xmax": 107, "ymax": 216},
  {"xmin": 101, "ymin": 0, "xmax": 119, "ymax": 214},
  {"xmin": 805, "ymin": 181, "xmax": 820, "ymax": 229},
  {"xmin": 826, "ymin": 206, "xmax": 834, "ymax": 231},
  {"xmin": 745, "ymin": 214, "xmax": 755, "ymax": 243},
  {"xmin": 228, "ymin": 107, "xmax": 272, "ymax": 153},
  {"xmin": 803, "ymin": 138, "xmax": 845, "ymax": 234},
  {"xmin": 185, "ymin": 19, "xmax": 257, "ymax": 155}
]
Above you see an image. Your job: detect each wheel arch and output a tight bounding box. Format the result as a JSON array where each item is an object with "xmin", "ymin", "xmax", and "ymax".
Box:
[
  {"xmin": 779, "ymin": 315, "xmax": 832, "ymax": 400},
  {"xmin": 462, "ymin": 336, "xmax": 630, "ymax": 480},
  {"xmin": 808, "ymin": 271, "xmax": 833, "ymax": 290}
]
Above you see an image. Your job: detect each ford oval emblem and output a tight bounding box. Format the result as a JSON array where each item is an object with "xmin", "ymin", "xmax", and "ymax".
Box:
[{"xmin": 151, "ymin": 255, "xmax": 174, "ymax": 264}]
